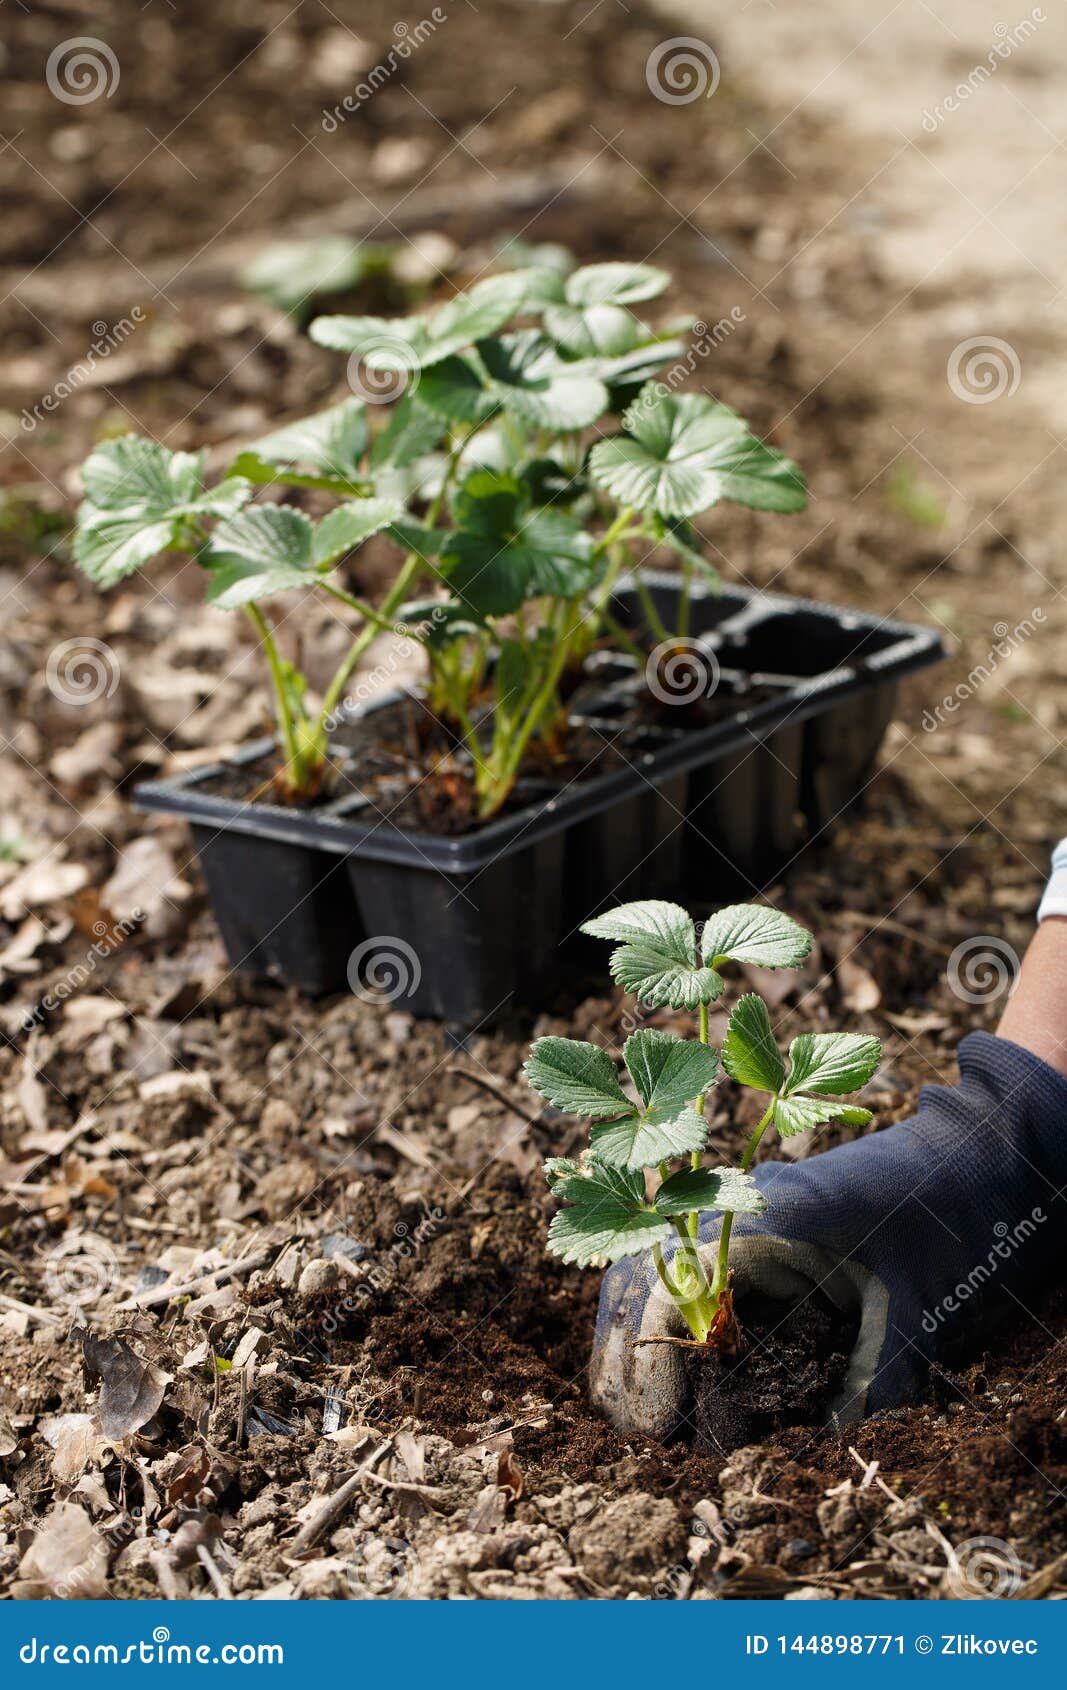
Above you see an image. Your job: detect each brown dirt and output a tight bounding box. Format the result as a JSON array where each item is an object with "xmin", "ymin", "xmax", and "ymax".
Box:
[
  {"xmin": 2, "ymin": 0, "xmax": 1067, "ymax": 1603},
  {"xmin": 688, "ymin": 1294, "xmax": 858, "ymax": 1460}
]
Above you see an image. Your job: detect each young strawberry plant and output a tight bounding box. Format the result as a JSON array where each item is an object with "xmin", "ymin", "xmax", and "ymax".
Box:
[
  {"xmin": 71, "ymin": 256, "xmax": 806, "ymax": 815},
  {"xmin": 525, "ymin": 900, "xmax": 881, "ymax": 1347}
]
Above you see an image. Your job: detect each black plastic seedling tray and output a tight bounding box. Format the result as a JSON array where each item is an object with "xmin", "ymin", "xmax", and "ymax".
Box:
[{"xmin": 134, "ymin": 576, "xmax": 944, "ymax": 1029}]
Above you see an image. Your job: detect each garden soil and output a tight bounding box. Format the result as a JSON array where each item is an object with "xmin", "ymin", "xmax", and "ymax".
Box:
[{"xmin": 1, "ymin": 0, "xmax": 1065, "ymax": 1600}]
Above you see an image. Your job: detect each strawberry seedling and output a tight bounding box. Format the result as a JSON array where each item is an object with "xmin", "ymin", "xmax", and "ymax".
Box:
[
  {"xmin": 71, "ymin": 257, "xmax": 806, "ymax": 813},
  {"xmin": 525, "ymin": 900, "xmax": 881, "ymax": 1347}
]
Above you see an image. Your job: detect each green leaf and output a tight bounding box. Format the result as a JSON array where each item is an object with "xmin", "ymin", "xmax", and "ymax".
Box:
[
  {"xmin": 590, "ymin": 1106, "xmax": 707, "ymax": 1173},
  {"xmin": 235, "ymin": 400, "xmax": 369, "ymax": 486},
  {"xmin": 477, "ymin": 332, "xmax": 609, "ymax": 431},
  {"xmin": 74, "ymin": 436, "xmax": 251, "ymax": 588},
  {"xmin": 309, "ymin": 273, "xmax": 530, "ymax": 371},
  {"xmin": 240, "ymin": 236, "xmax": 383, "ymax": 316},
  {"xmin": 623, "ymin": 1029, "xmax": 717, "ymax": 1116},
  {"xmin": 654, "ymin": 1166, "xmax": 766, "ymax": 1217},
  {"xmin": 418, "ymin": 356, "xmax": 499, "ymax": 426},
  {"xmin": 202, "ymin": 504, "xmax": 315, "ymax": 607},
  {"xmin": 700, "ymin": 904, "xmax": 813, "ymax": 971},
  {"xmin": 564, "ymin": 262, "xmax": 671, "ymax": 308},
  {"xmin": 581, "ymin": 900, "xmax": 723, "ymax": 1009},
  {"xmin": 582, "ymin": 899, "xmax": 695, "ymax": 951},
  {"xmin": 202, "ymin": 499, "xmax": 400, "ymax": 608},
  {"xmin": 609, "ymin": 947, "xmax": 725, "ymax": 1010},
  {"xmin": 543, "ymin": 1156, "xmax": 579, "ymax": 1194},
  {"xmin": 784, "ymin": 1032, "xmax": 882, "ymax": 1097},
  {"xmin": 524, "ymin": 1037, "xmax": 633, "ymax": 1120},
  {"xmin": 440, "ymin": 471, "xmax": 595, "ymax": 616},
  {"xmin": 369, "ymin": 395, "xmax": 449, "ymax": 470},
  {"xmin": 312, "ymin": 498, "xmax": 404, "ymax": 562},
  {"xmin": 721, "ymin": 994, "xmax": 785, "ymax": 1093},
  {"xmin": 588, "ymin": 385, "xmax": 807, "ymax": 520},
  {"xmin": 547, "ymin": 1162, "xmax": 669, "ymax": 1267},
  {"xmin": 660, "ymin": 518, "xmax": 722, "ymax": 590},
  {"xmin": 545, "ymin": 302, "xmax": 647, "ymax": 360},
  {"xmin": 773, "ymin": 1096, "xmax": 874, "ymax": 1138},
  {"xmin": 81, "ymin": 436, "xmax": 204, "ymax": 511}
]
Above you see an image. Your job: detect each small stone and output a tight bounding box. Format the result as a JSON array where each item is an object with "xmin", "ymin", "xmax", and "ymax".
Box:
[{"xmin": 298, "ymin": 1258, "xmax": 341, "ymax": 1296}]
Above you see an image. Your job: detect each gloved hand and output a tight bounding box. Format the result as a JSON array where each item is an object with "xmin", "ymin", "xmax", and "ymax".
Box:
[{"xmin": 592, "ymin": 1032, "xmax": 1067, "ymax": 1441}]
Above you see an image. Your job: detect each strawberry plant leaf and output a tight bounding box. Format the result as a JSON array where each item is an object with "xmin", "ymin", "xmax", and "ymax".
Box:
[
  {"xmin": 524, "ymin": 1037, "xmax": 634, "ymax": 1120},
  {"xmin": 202, "ymin": 504, "xmax": 315, "ymax": 606},
  {"xmin": 477, "ymin": 331, "xmax": 609, "ymax": 431},
  {"xmin": 547, "ymin": 1162, "xmax": 669, "ymax": 1267},
  {"xmin": 784, "ymin": 1031, "xmax": 882, "ymax": 1097},
  {"xmin": 581, "ymin": 898, "xmax": 695, "ymax": 952},
  {"xmin": 313, "ymin": 498, "xmax": 405, "ymax": 562},
  {"xmin": 563, "ymin": 261, "xmax": 672, "ymax": 308},
  {"xmin": 543, "ymin": 1157, "xmax": 579, "ymax": 1193},
  {"xmin": 74, "ymin": 436, "xmax": 251, "ymax": 589},
  {"xmin": 369, "ymin": 395, "xmax": 449, "ymax": 470},
  {"xmin": 773, "ymin": 1095, "xmax": 875, "ymax": 1137},
  {"xmin": 203, "ymin": 499, "xmax": 401, "ymax": 608},
  {"xmin": 623, "ymin": 1029, "xmax": 718, "ymax": 1116},
  {"xmin": 590, "ymin": 1105, "xmax": 708, "ymax": 1172},
  {"xmin": 233, "ymin": 400, "xmax": 369, "ymax": 487},
  {"xmin": 309, "ymin": 273, "xmax": 530, "ymax": 371},
  {"xmin": 440, "ymin": 472, "xmax": 595, "ymax": 616},
  {"xmin": 419, "ymin": 355, "xmax": 499, "ymax": 426},
  {"xmin": 721, "ymin": 993, "xmax": 786, "ymax": 1093},
  {"xmin": 654, "ymin": 1165, "xmax": 766, "ymax": 1217},
  {"xmin": 589, "ymin": 385, "xmax": 807, "ymax": 520},
  {"xmin": 700, "ymin": 903, "xmax": 813, "ymax": 971},
  {"xmin": 581, "ymin": 899, "xmax": 724, "ymax": 1008}
]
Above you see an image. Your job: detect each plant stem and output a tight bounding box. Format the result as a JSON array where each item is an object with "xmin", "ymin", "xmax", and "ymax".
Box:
[
  {"xmin": 632, "ymin": 570, "xmax": 671, "ymax": 645},
  {"xmin": 315, "ymin": 551, "xmax": 426, "ymax": 738},
  {"xmin": 709, "ymin": 1094, "xmax": 777, "ymax": 1316},
  {"xmin": 321, "ymin": 579, "xmax": 425, "ymax": 642},
  {"xmin": 311, "ymin": 426, "xmax": 472, "ymax": 749},
  {"xmin": 677, "ymin": 556, "xmax": 692, "ymax": 640},
  {"xmin": 601, "ymin": 612, "xmax": 646, "ymax": 663},
  {"xmin": 688, "ymin": 999, "xmax": 712, "ymax": 1239},
  {"xmin": 245, "ymin": 605, "xmax": 302, "ymax": 785}
]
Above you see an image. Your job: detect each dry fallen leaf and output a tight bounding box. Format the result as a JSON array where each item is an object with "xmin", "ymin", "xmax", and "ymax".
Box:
[
  {"xmin": 81, "ymin": 1331, "xmax": 172, "ymax": 1441},
  {"xmin": 836, "ymin": 953, "xmax": 881, "ymax": 1013},
  {"xmin": 102, "ymin": 835, "xmax": 192, "ymax": 941},
  {"xmin": 14, "ymin": 1502, "xmax": 109, "ymax": 1599},
  {"xmin": 40, "ymin": 1412, "xmax": 111, "ymax": 1483}
]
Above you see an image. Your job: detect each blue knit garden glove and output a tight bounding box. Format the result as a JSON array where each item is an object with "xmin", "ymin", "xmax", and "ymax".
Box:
[{"xmin": 592, "ymin": 1033, "xmax": 1067, "ymax": 1439}]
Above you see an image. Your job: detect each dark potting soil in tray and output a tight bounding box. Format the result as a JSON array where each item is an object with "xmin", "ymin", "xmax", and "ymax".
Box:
[{"xmin": 195, "ymin": 669, "xmax": 782, "ymax": 834}]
